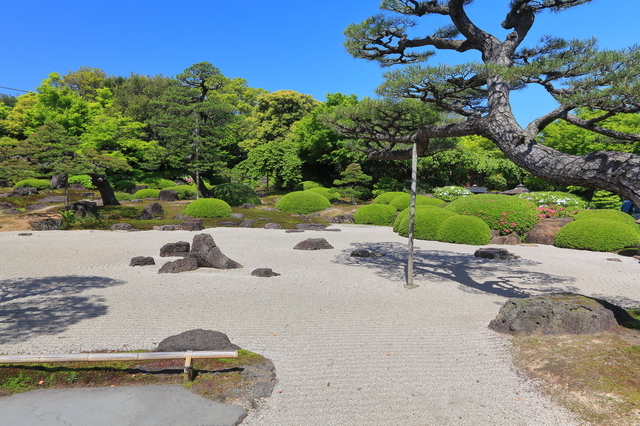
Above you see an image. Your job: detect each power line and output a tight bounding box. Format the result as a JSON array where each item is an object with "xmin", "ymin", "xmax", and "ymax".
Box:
[{"xmin": 0, "ymin": 86, "xmax": 29, "ymax": 93}]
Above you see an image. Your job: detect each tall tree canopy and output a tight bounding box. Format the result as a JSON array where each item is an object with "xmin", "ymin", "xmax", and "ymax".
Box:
[{"xmin": 344, "ymin": 0, "xmax": 640, "ymax": 205}]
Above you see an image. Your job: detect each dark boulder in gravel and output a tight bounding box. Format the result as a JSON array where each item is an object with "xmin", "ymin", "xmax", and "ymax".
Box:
[
  {"xmin": 251, "ymin": 268, "xmax": 281, "ymax": 277},
  {"xmin": 130, "ymin": 256, "xmax": 155, "ymax": 266},
  {"xmin": 188, "ymin": 233, "xmax": 243, "ymax": 269},
  {"xmin": 110, "ymin": 223, "xmax": 134, "ymax": 231},
  {"xmin": 155, "ymin": 329, "xmax": 241, "ymax": 352},
  {"xmin": 158, "ymin": 257, "xmax": 199, "ymax": 274},
  {"xmin": 158, "ymin": 190, "xmax": 179, "ymax": 202},
  {"xmin": 238, "ymin": 219, "xmax": 255, "ymax": 228},
  {"xmin": 474, "ymin": 248, "xmax": 519, "ymax": 260},
  {"xmin": 351, "ymin": 249, "xmax": 385, "ymax": 258},
  {"xmin": 264, "ymin": 223, "xmax": 282, "ymax": 229},
  {"xmin": 489, "ymin": 293, "xmax": 635, "ymax": 335},
  {"xmin": 295, "ymin": 223, "xmax": 327, "ymax": 231},
  {"xmin": 30, "ymin": 218, "xmax": 63, "ymax": 230},
  {"xmin": 159, "ymin": 241, "xmax": 190, "ymax": 257},
  {"xmin": 293, "ymin": 238, "xmax": 334, "ymax": 250}
]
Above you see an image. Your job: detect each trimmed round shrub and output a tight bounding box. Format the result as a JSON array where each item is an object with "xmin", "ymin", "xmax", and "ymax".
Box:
[
  {"xmin": 114, "ymin": 192, "xmax": 134, "ymax": 201},
  {"xmin": 306, "ymin": 187, "xmax": 341, "ymax": 202},
  {"xmin": 139, "ymin": 177, "xmax": 176, "ymax": 190},
  {"xmin": 68, "ymin": 174, "xmax": 96, "ymax": 189},
  {"xmin": 294, "ymin": 181, "xmax": 322, "ymax": 191},
  {"xmin": 354, "ymin": 204, "xmax": 398, "ymax": 226},
  {"xmin": 554, "ymin": 219, "xmax": 640, "ymax": 252},
  {"xmin": 395, "ymin": 206, "xmax": 459, "ymax": 240},
  {"xmin": 184, "ymin": 198, "xmax": 232, "ymax": 218},
  {"xmin": 436, "ymin": 215, "xmax": 492, "ymax": 245},
  {"xmin": 373, "ymin": 191, "xmax": 406, "ymax": 204},
  {"xmin": 211, "ymin": 183, "xmax": 261, "ymax": 206},
  {"xmin": 275, "ymin": 191, "xmax": 331, "ymax": 214},
  {"xmin": 517, "ymin": 191, "xmax": 588, "ymax": 208},
  {"xmin": 572, "ymin": 209, "xmax": 638, "ymax": 227},
  {"xmin": 432, "ymin": 186, "xmax": 473, "ymax": 202},
  {"xmin": 445, "ymin": 194, "xmax": 539, "ymax": 235},
  {"xmin": 389, "ymin": 194, "xmax": 445, "ymax": 211},
  {"xmin": 133, "ymin": 188, "xmax": 161, "ymax": 199},
  {"xmin": 15, "ymin": 179, "xmax": 50, "ymax": 190},
  {"xmin": 164, "ymin": 185, "xmax": 197, "ymax": 200}
]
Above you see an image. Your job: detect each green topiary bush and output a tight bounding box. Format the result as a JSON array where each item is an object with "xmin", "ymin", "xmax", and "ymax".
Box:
[
  {"xmin": 389, "ymin": 194, "xmax": 445, "ymax": 211},
  {"xmin": 184, "ymin": 198, "xmax": 232, "ymax": 218},
  {"xmin": 572, "ymin": 209, "xmax": 638, "ymax": 227},
  {"xmin": 373, "ymin": 191, "xmax": 407, "ymax": 204},
  {"xmin": 139, "ymin": 177, "xmax": 176, "ymax": 190},
  {"xmin": 432, "ymin": 186, "xmax": 473, "ymax": 202},
  {"xmin": 275, "ymin": 191, "xmax": 331, "ymax": 214},
  {"xmin": 395, "ymin": 206, "xmax": 459, "ymax": 240},
  {"xmin": 354, "ymin": 204, "xmax": 398, "ymax": 226},
  {"xmin": 163, "ymin": 185, "xmax": 197, "ymax": 200},
  {"xmin": 436, "ymin": 215, "xmax": 492, "ymax": 245},
  {"xmin": 114, "ymin": 192, "xmax": 134, "ymax": 201},
  {"xmin": 445, "ymin": 194, "xmax": 539, "ymax": 235},
  {"xmin": 14, "ymin": 179, "xmax": 51, "ymax": 190},
  {"xmin": 211, "ymin": 183, "xmax": 261, "ymax": 206},
  {"xmin": 554, "ymin": 219, "xmax": 640, "ymax": 252},
  {"xmin": 294, "ymin": 181, "xmax": 322, "ymax": 191},
  {"xmin": 133, "ymin": 188, "xmax": 161, "ymax": 199},
  {"xmin": 306, "ymin": 187, "xmax": 341, "ymax": 202},
  {"xmin": 68, "ymin": 174, "xmax": 96, "ymax": 189}
]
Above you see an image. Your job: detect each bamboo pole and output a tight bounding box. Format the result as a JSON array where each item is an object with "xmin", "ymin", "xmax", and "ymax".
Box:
[{"xmin": 0, "ymin": 350, "xmax": 237, "ymax": 364}]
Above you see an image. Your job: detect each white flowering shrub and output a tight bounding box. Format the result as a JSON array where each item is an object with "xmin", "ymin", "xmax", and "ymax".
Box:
[
  {"xmin": 431, "ymin": 186, "xmax": 473, "ymax": 202},
  {"xmin": 517, "ymin": 191, "xmax": 587, "ymax": 208}
]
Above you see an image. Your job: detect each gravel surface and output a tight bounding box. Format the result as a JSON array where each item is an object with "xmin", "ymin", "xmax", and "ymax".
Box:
[{"xmin": 2, "ymin": 224, "xmax": 637, "ymax": 425}]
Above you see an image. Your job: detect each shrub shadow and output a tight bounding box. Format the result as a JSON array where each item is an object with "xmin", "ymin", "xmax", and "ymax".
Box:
[
  {"xmin": 334, "ymin": 242, "xmax": 580, "ymax": 299},
  {"xmin": 0, "ymin": 276, "xmax": 126, "ymax": 345}
]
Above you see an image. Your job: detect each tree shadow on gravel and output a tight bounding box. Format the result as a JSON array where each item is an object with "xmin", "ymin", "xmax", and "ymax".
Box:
[
  {"xmin": 334, "ymin": 242, "xmax": 581, "ymax": 300},
  {"xmin": 0, "ymin": 276, "xmax": 126, "ymax": 345}
]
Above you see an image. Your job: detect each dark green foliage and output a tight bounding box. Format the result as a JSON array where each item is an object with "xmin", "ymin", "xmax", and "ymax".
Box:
[
  {"xmin": 114, "ymin": 192, "xmax": 133, "ymax": 201},
  {"xmin": 211, "ymin": 183, "xmax": 261, "ymax": 206},
  {"xmin": 163, "ymin": 185, "xmax": 197, "ymax": 200},
  {"xmin": 554, "ymin": 219, "xmax": 640, "ymax": 252},
  {"xmin": 573, "ymin": 209, "xmax": 638, "ymax": 226},
  {"xmin": 353, "ymin": 203, "xmax": 398, "ymax": 226},
  {"xmin": 139, "ymin": 177, "xmax": 176, "ymax": 189},
  {"xmin": 14, "ymin": 179, "xmax": 50, "ymax": 190},
  {"xmin": 133, "ymin": 188, "xmax": 161, "ymax": 199},
  {"xmin": 436, "ymin": 215, "xmax": 492, "ymax": 245},
  {"xmin": 389, "ymin": 194, "xmax": 444, "ymax": 211},
  {"xmin": 112, "ymin": 180, "xmax": 136, "ymax": 191},
  {"xmin": 445, "ymin": 194, "xmax": 539, "ymax": 235},
  {"xmin": 184, "ymin": 198, "xmax": 232, "ymax": 218},
  {"xmin": 395, "ymin": 206, "xmax": 458, "ymax": 240},
  {"xmin": 333, "ymin": 163, "xmax": 372, "ymax": 203},
  {"xmin": 373, "ymin": 191, "xmax": 406, "ymax": 204},
  {"xmin": 274, "ymin": 191, "xmax": 331, "ymax": 214},
  {"xmin": 306, "ymin": 187, "xmax": 341, "ymax": 202}
]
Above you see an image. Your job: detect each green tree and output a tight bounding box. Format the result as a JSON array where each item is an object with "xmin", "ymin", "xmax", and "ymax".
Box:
[
  {"xmin": 333, "ymin": 163, "xmax": 373, "ymax": 203},
  {"xmin": 233, "ymin": 140, "xmax": 302, "ymax": 189},
  {"xmin": 63, "ymin": 66, "xmax": 107, "ymax": 101},
  {"xmin": 344, "ymin": 0, "xmax": 640, "ymax": 206}
]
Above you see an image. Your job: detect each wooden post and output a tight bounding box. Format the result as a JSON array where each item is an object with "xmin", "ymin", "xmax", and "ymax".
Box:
[{"xmin": 405, "ymin": 142, "xmax": 419, "ymax": 289}]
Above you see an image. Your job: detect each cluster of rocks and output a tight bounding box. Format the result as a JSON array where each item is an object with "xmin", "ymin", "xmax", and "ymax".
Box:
[
  {"xmin": 153, "ymin": 233, "xmax": 244, "ymax": 274},
  {"xmin": 488, "ymin": 217, "xmax": 575, "ymax": 246}
]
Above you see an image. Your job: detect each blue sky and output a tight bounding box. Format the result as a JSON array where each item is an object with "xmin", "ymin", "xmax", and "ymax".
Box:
[{"xmin": 2, "ymin": 0, "xmax": 638, "ymax": 127}]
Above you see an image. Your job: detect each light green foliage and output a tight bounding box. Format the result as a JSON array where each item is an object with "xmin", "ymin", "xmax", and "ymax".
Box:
[
  {"xmin": 353, "ymin": 203, "xmax": 398, "ymax": 225},
  {"xmin": 63, "ymin": 66, "xmax": 107, "ymax": 101},
  {"xmin": 305, "ymin": 187, "xmax": 341, "ymax": 202},
  {"xmin": 0, "ymin": 93, "xmax": 37, "ymax": 139},
  {"xmin": 372, "ymin": 177, "xmax": 403, "ymax": 197},
  {"xmin": 274, "ymin": 191, "xmax": 331, "ymax": 214},
  {"xmin": 395, "ymin": 205, "xmax": 458, "ymax": 240},
  {"xmin": 139, "ymin": 177, "xmax": 176, "ymax": 189},
  {"xmin": 163, "ymin": 185, "xmax": 197, "ymax": 199},
  {"xmin": 445, "ymin": 194, "xmax": 539, "ymax": 235},
  {"xmin": 184, "ymin": 198, "xmax": 232, "ymax": 218},
  {"xmin": 432, "ymin": 186, "xmax": 473, "ymax": 202},
  {"xmin": 389, "ymin": 194, "xmax": 444, "ymax": 211},
  {"xmin": 373, "ymin": 191, "xmax": 406, "ymax": 204},
  {"xmin": 590, "ymin": 190, "xmax": 623, "ymax": 210},
  {"xmin": 114, "ymin": 192, "xmax": 134, "ymax": 201},
  {"xmin": 517, "ymin": 191, "xmax": 588, "ymax": 208},
  {"xmin": 555, "ymin": 219, "xmax": 640, "ymax": 252},
  {"xmin": 573, "ymin": 209, "xmax": 638, "ymax": 227},
  {"xmin": 436, "ymin": 215, "xmax": 492, "ymax": 245},
  {"xmin": 133, "ymin": 188, "xmax": 160, "ymax": 199},
  {"xmin": 14, "ymin": 179, "xmax": 50, "ymax": 190},
  {"xmin": 240, "ymin": 90, "xmax": 320, "ymax": 150},
  {"xmin": 233, "ymin": 139, "xmax": 302, "ymax": 189},
  {"xmin": 69, "ymin": 174, "xmax": 96, "ymax": 189},
  {"xmin": 211, "ymin": 182, "xmax": 261, "ymax": 206},
  {"xmin": 294, "ymin": 181, "xmax": 322, "ymax": 191}
]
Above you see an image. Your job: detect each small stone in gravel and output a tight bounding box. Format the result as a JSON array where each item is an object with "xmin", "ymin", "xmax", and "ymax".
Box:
[
  {"xmin": 251, "ymin": 268, "xmax": 281, "ymax": 277},
  {"xmin": 130, "ymin": 256, "xmax": 155, "ymax": 266},
  {"xmin": 293, "ymin": 238, "xmax": 334, "ymax": 250},
  {"xmin": 158, "ymin": 257, "xmax": 199, "ymax": 274},
  {"xmin": 351, "ymin": 249, "xmax": 385, "ymax": 258}
]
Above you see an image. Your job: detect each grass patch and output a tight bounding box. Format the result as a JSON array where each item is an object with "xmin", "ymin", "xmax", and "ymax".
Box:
[{"xmin": 512, "ymin": 330, "xmax": 640, "ymax": 425}]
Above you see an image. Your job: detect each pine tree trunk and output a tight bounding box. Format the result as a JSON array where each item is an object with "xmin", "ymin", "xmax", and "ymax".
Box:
[{"xmin": 89, "ymin": 174, "xmax": 120, "ymax": 206}]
